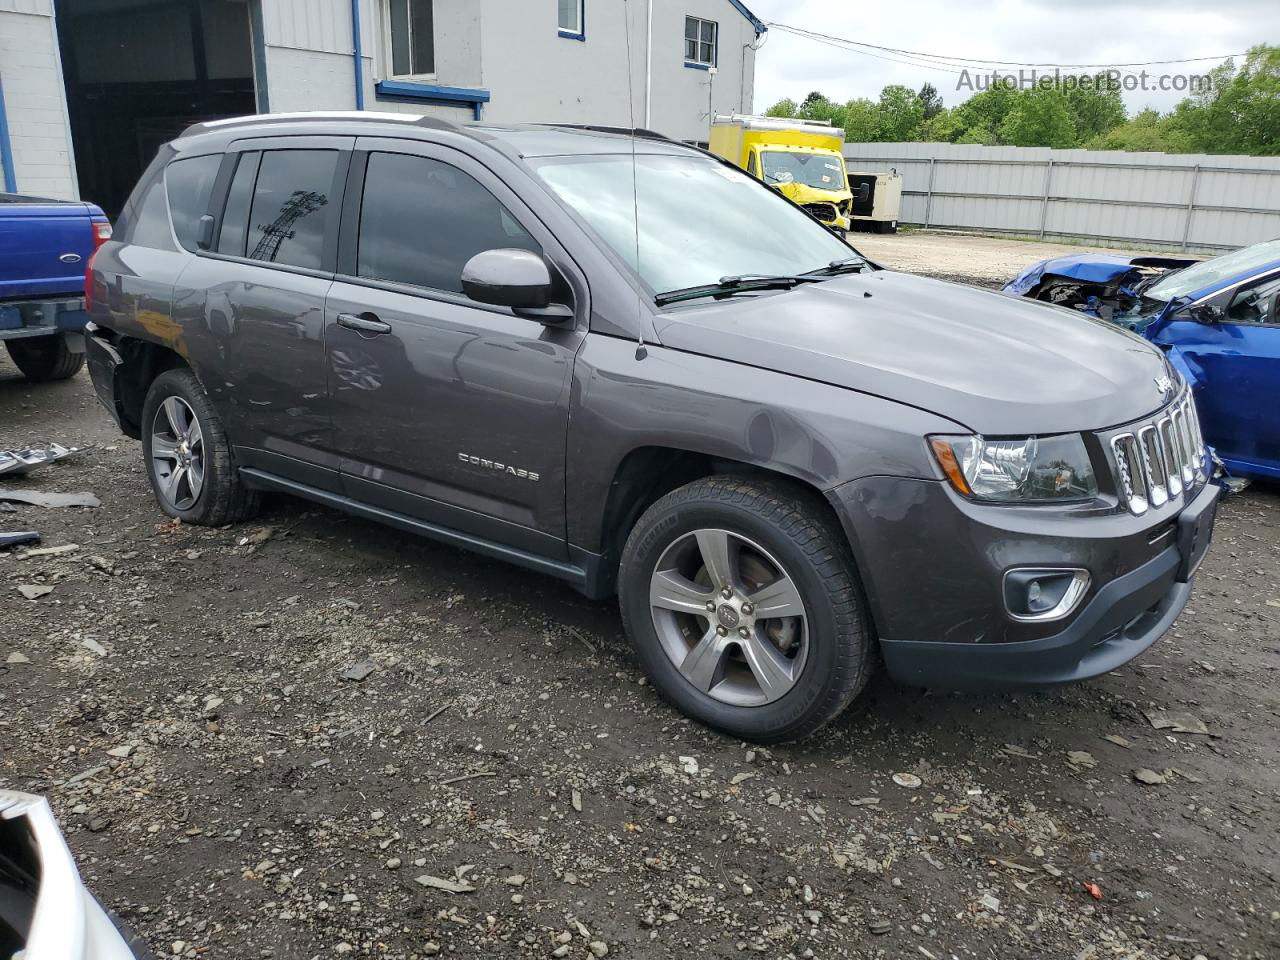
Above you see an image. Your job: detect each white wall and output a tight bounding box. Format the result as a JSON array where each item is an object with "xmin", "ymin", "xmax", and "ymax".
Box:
[{"xmin": 0, "ymin": 0, "xmax": 77, "ymax": 198}]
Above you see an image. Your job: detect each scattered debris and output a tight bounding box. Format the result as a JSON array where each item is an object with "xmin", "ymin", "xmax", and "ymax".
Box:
[
  {"xmin": 0, "ymin": 443, "xmax": 85, "ymax": 477},
  {"xmin": 1000, "ymin": 744, "xmax": 1039, "ymax": 759},
  {"xmin": 17, "ymin": 583, "xmax": 54, "ymax": 600},
  {"xmin": 729, "ymin": 772, "xmax": 755, "ymax": 785},
  {"xmin": 440, "ymin": 771, "xmax": 496, "ymax": 786},
  {"xmin": 849, "ymin": 797, "xmax": 881, "ymax": 807},
  {"xmin": 1066, "ymin": 750, "xmax": 1097, "ymax": 769},
  {"xmin": 106, "ymin": 745, "xmax": 134, "ymax": 759},
  {"xmin": 979, "ymin": 894, "xmax": 1001, "ymax": 913},
  {"xmin": 0, "ymin": 530, "xmax": 40, "ymax": 548},
  {"xmin": 80, "ymin": 638, "xmax": 107, "ymax": 656},
  {"xmin": 414, "ymin": 874, "xmax": 476, "ymax": 894},
  {"xmin": 678, "ymin": 756, "xmax": 700, "ymax": 776},
  {"xmin": 0, "ymin": 489, "xmax": 100, "ymax": 509},
  {"xmin": 892, "ymin": 772, "xmax": 922, "ymax": 789},
  {"xmin": 5, "ymin": 652, "xmax": 31, "ymax": 665},
  {"xmin": 867, "ymin": 918, "xmax": 892, "ymax": 935},
  {"xmin": 20, "ymin": 543, "xmax": 78, "ymax": 558},
  {"xmin": 1143, "ymin": 709, "xmax": 1211, "ymax": 736},
  {"xmin": 340, "ymin": 660, "xmax": 377, "ymax": 682},
  {"xmin": 1102, "ymin": 734, "xmax": 1132, "ymax": 749},
  {"xmin": 1133, "ymin": 768, "xmax": 1168, "ymax": 785},
  {"xmin": 1082, "ymin": 882, "xmax": 1104, "ymax": 900},
  {"xmin": 237, "ymin": 527, "xmax": 276, "ymax": 550}
]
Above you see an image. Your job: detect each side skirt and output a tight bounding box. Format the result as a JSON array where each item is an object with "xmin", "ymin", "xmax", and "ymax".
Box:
[{"xmin": 238, "ymin": 468, "xmax": 611, "ymax": 599}]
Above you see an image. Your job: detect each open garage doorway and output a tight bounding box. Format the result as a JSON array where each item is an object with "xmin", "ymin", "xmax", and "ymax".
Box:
[{"xmin": 54, "ymin": 0, "xmax": 260, "ymax": 217}]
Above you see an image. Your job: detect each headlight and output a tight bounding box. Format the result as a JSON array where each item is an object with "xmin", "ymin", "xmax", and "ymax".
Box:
[{"xmin": 929, "ymin": 434, "xmax": 1098, "ymax": 502}]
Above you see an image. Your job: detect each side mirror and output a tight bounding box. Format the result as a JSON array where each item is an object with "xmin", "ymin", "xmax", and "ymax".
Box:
[
  {"xmin": 461, "ymin": 248, "xmax": 572, "ymax": 323},
  {"xmin": 1187, "ymin": 303, "xmax": 1226, "ymax": 325},
  {"xmin": 196, "ymin": 214, "xmax": 215, "ymax": 250}
]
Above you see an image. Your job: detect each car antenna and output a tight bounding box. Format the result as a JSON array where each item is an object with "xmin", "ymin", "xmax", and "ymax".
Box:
[{"xmin": 622, "ymin": 0, "xmax": 648, "ymax": 360}]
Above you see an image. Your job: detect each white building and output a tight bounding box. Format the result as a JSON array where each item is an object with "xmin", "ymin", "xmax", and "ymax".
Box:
[{"xmin": 0, "ymin": 0, "xmax": 765, "ymax": 215}]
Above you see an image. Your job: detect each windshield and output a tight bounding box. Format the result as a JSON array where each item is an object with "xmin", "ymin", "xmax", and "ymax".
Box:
[
  {"xmin": 532, "ymin": 154, "xmax": 854, "ymax": 296},
  {"xmin": 1147, "ymin": 238, "xmax": 1280, "ymax": 302},
  {"xmin": 761, "ymin": 151, "xmax": 846, "ymax": 192}
]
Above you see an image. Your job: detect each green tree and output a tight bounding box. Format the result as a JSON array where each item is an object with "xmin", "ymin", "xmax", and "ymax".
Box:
[
  {"xmin": 1086, "ymin": 109, "xmax": 1190, "ymax": 152},
  {"xmin": 917, "ymin": 82, "xmax": 944, "ymax": 119},
  {"xmin": 1059, "ymin": 74, "xmax": 1127, "ymax": 141},
  {"xmin": 840, "ymin": 98, "xmax": 881, "ymax": 141},
  {"xmin": 876, "ymin": 84, "xmax": 925, "ymax": 141},
  {"xmin": 765, "ymin": 97, "xmax": 798, "ymax": 118},
  {"xmin": 999, "ymin": 89, "xmax": 1077, "ymax": 148}
]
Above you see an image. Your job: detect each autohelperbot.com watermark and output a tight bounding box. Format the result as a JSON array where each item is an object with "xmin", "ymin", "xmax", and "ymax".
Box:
[{"xmin": 956, "ymin": 68, "xmax": 1215, "ymax": 94}]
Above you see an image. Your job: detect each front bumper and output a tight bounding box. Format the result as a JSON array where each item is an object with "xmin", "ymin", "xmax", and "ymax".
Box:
[{"xmin": 829, "ymin": 474, "xmax": 1218, "ymax": 691}]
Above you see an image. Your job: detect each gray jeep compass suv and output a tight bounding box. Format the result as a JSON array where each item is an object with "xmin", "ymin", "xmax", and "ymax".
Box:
[{"xmin": 84, "ymin": 113, "xmax": 1219, "ymax": 742}]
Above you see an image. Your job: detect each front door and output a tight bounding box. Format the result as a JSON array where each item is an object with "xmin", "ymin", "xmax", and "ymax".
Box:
[
  {"xmin": 324, "ymin": 139, "xmax": 585, "ymax": 558},
  {"xmin": 1156, "ymin": 270, "xmax": 1280, "ymax": 477}
]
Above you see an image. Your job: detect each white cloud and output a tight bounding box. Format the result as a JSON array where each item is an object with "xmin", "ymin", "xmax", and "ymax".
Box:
[{"xmin": 746, "ymin": 0, "xmax": 1276, "ymax": 115}]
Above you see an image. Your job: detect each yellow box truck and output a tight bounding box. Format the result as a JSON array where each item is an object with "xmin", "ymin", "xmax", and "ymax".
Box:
[{"xmin": 709, "ymin": 114, "xmax": 852, "ymax": 230}]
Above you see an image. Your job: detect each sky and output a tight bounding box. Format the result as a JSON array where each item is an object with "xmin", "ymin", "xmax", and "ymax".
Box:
[{"xmin": 746, "ymin": 0, "xmax": 1278, "ymax": 117}]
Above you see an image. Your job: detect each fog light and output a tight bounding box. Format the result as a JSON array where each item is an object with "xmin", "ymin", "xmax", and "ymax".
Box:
[{"xmin": 1003, "ymin": 568, "xmax": 1090, "ymax": 622}]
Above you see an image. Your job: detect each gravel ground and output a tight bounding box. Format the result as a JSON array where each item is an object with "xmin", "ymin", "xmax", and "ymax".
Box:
[{"xmin": 1, "ymin": 243, "xmax": 1277, "ymax": 960}]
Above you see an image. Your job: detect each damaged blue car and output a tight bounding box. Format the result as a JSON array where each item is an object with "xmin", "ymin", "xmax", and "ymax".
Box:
[{"xmin": 1006, "ymin": 239, "xmax": 1280, "ymax": 480}]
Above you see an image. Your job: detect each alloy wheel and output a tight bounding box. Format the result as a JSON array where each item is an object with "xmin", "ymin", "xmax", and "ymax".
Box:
[
  {"xmin": 648, "ymin": 528, "xmax": 808, "ymax": 707},
  {"xmin": 150, "ymin": 396, "xmax": 205, "ymax": 510}
]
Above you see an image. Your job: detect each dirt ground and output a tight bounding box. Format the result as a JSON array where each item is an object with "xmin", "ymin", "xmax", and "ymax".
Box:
[{"xmin": 1, "ymin": 241, "xmax": 1277, "ymax": 960}]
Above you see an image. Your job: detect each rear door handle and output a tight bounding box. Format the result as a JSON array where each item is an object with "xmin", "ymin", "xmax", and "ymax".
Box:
[{"xmin": 336, "ymin": 312, "xmax": 391, "ymax": 336}]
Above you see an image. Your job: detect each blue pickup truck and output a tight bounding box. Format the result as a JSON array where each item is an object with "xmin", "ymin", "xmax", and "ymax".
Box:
[{"xmin": 1, "ymin": 192, "xmax": 111, "ymax": 381}]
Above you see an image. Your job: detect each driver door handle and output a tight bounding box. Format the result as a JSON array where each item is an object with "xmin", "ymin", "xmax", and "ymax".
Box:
[{"xmin": 336, "ymin": 312, "xmax": 391, "ymax": 336}]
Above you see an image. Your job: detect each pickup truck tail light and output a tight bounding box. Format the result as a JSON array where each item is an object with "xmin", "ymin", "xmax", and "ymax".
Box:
[{"xmin": 84, "ymin": 220, "xmax": 112, "ymax": 312}]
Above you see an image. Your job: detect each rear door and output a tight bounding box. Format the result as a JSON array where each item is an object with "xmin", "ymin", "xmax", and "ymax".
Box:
[
  {"xmin": 1156, "ymin": 270, "xmax": 1280, "ymax": 476},
  {"xmin": 323, "ymin": 137, "xmax": 586, "ymax": 557},
  {"xmin": 175, "ymin": 137, "xmax": 352, "ymax": 490}
]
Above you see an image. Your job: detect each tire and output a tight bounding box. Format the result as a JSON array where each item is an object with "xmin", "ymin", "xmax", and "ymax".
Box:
[
  {"xmin": 140, "ymin": 367, "xmax": 260, "ymax": 525},
  {"xmin": 619, "ymin": 476, "xmax": 872, "ymax": 743},
  {"xmin": 5, "ymin": 334, "xmax": 85, "ymax": 381},
  {"xmin": 100, "ymin": 901, "xmax": 158, "ymax": 960}
]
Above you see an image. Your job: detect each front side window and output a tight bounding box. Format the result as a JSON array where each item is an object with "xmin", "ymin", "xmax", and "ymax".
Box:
[
  {"xmin": 388, "ymin": 0, "xmax": 434, "ymax": 76},
  {"xmin": 533, "ymin": 153, "xmax": 852, "ymax": 297},
  {"xmin": 166, "ymin": 154, "xmax": 222, "ymax": 252},
  {"xmin": 558, "ymin": 0, "xmax": 583, "ymax": 36},
  {"xmin": 1225, "ymin": 274, "xmax": 1280, "ymax": 324},
  {"xmin": 245, "ymin": 150, "xmax": 339, "ymax": 269},
  {"xmin": 357, "ymin": 152, "xmax": 540, "ymax": 295},
  {"xmin": 684, "ymin": 16, "xmax": 716, "ymax": 66}
]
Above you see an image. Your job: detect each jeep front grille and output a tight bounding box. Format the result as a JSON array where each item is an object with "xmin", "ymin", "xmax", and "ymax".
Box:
[{"xmin": 1110, "ymin": 394, "xmax": 1206, "ymax": 516}]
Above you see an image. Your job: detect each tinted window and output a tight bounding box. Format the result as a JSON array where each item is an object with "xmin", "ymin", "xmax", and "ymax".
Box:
[
  {"xmin": 245, "ymin": 150, "xmax": 339, "ymax": 269},
  {"xmin": 166, "ymin": 155, "xmax": 222, "ymax": 251},
  {"xmin": 218, "ymin": 152, "xmax": 260, "ymax": 257},
  {"xmin": 1226, "ymin": 275, "xmax": 1280, "ymax": 324},
  {"xmin": 357, "ymin": 152, "xmax": 539, "ymax": 294}
]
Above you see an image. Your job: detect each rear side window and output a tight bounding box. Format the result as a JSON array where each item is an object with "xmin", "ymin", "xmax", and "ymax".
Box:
[
  {"xmin": 217, "ymin": 152, "xmax": 260, "ymax": 257},
  {"xmin": 356, "ymin": 152, "xmax": 540, "ymax": 294},
  {"xmin": 244, "ymin": 150, "xmax": 340, "ymax": 269},
  {"xmin": 166, "ymin": 155, "xmax": 222, "ymax": 252}
]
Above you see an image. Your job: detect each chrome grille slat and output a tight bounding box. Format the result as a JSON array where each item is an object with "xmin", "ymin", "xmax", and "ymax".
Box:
[{"xmin": 1109, "ymin": 391, "xmax": 1205, "ymax": 516}]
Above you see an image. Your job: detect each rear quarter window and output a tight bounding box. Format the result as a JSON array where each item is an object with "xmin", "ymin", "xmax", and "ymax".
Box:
[{"xmin": 166, "ymin": 154, "xmax": 222, "ymax": 251}]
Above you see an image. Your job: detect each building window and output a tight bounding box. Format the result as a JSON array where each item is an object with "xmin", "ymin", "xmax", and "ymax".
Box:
[
  {"xmin": 684, "ymin": 16, "xmax": 716, "ymax": 66},
  {"xmin": 558, "ymin": 0, "xmax": 584, "ymax": 38},
  {"xmin": 387, "ymin": 0, "xmax": 435, "ymax": 77}
]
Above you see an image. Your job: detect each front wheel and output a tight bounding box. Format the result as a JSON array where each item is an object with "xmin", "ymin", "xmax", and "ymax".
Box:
[
  {"xmin": 5, "ymin": 334, "xmax": 85, "ymax": 381},
  {"xmin": 619, "ymin": 477, "xmax": 872, "ymax": 742}
]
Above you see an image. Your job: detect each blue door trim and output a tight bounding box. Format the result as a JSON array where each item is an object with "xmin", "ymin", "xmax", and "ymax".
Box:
[
  {"xmin": 374, "ymin": 81, "xmax": 491, "ymax": 121},
  {"xmin": 0, "ymin": 75, "xmax": 17, "ymax": 193}
]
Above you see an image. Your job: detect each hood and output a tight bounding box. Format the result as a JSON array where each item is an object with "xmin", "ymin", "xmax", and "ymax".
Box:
[
  {"xmin": 1004, "ymin": 253, "xmax": 1198, "ymax": 296},
  {"xmin": 653, "ymin": 270, "xmax": 1175, "ymax": 436}
]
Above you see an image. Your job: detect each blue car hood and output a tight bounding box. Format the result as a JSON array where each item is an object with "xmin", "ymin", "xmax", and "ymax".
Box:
[{"xmin": 1004, "ymin": 253, "xmax": 1198, "ymax": 296}]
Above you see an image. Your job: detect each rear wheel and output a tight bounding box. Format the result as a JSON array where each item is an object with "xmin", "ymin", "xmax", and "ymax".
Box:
[
  {"xmin": 619, "ymin": 476, "xmax": 872, "ymax": 742},
  {"xmin": 141, "ymin": 368, "xmax": 259, "ymax": 525},
  {"xmin": 5, "ymin": 334, "xmax": 85, "ymax": 381}
]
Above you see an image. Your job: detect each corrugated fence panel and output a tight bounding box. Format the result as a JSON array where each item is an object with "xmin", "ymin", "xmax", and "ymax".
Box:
[
  {"xmin": 0, "ymin": 0, "xmax": 52, "ymax": 15},
  {"xmin": 843, "ymin": 141, "xmax": 1280, "ymax": 252}
]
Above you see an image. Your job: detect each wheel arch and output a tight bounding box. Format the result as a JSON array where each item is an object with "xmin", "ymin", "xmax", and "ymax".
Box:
[{"xmin": 111, "ymin": 337, "xmax": 191, "ymax": 439}]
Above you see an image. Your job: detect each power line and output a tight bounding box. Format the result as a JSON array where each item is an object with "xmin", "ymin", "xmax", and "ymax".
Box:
[{"xmin": 768, "ymin": 22, "xmax": 1243, "ymax": 70}]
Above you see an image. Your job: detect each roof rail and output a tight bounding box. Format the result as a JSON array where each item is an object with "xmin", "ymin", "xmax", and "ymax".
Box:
[
  {"xmin": 545, "ymin": 123, "xmax": 680, "ymax": 144},
  {"xmin": 178, "ymin": 110, "xmax": 463, "ymax": 139}
]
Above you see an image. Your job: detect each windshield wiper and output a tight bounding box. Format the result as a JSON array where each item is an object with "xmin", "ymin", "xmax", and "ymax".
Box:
[
  {"xmin": 805, "ymin": 256, "xmax": 869, "ymax": 277},
  {"xmin": 654, "ymin": 274, "xmax": 824, "ymax": 306}
]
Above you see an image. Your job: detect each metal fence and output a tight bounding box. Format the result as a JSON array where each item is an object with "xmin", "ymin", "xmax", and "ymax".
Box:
[{"xmin": 842, "ymin": 141, "xmax": 1280, "ymax": 253}]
